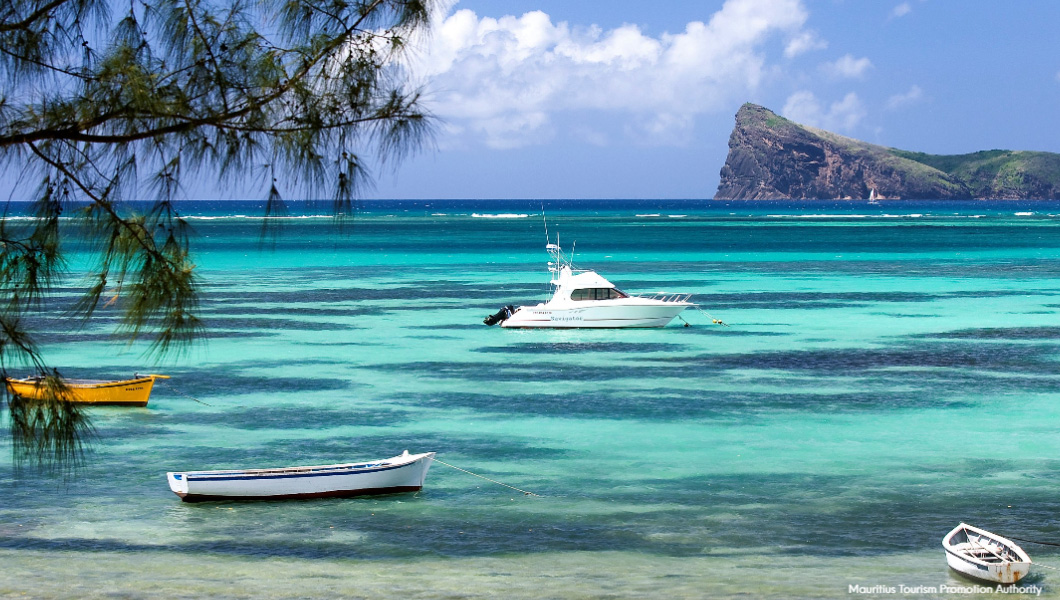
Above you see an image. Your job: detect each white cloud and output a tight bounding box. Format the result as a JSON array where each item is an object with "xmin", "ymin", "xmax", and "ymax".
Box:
[
  {"xmin": 409, "ymin": 0, "xmax": 814, "ymax": 148},
  {"xmin": 571, "ymin": 126, "xmax": 610, "ymax": 147},
  {"xmin": 892, "ymin": 3, "xmax": 912, "ymax": 18},
  {"xmin": 886, "ymin": 84, "xmax": 923, "ymax": 109},
  {"xmin": 471, "ymin": 112, "xmax": 554, "ymax": 150},
  {"xmin": 782, "ymin": 91, "xmax": 866, "ymax": 133},
  {"xmin": 784, "ymin": 30, "xmax": 827, "ymax": 58},
  {"xmin": 822, "ymin": 54, "xmax": 873, "ymax": 79}
]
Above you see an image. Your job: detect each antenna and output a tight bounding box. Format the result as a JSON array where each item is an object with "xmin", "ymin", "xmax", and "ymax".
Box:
[{"xmin": 541, "ymin": 203, "xmax": 549, "ymax": 246}]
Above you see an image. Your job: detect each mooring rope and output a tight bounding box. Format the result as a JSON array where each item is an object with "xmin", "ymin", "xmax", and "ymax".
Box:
[
  {"xmin": 997, "ymin": 536, "xmax": 1060, "ymax": 570},
  {"xmin": 134, "ymin": 373, "xmax": 211, "ymax": 406},
  {"xmin": 694, "ymin": 306, "xmax": 729, "ymax": 327},
  {"xmin": 435, "ymin": 459, "xmax": 539, "ymax": 496},
  {"xmin": 1009, "ymin": 536, "xmax": 1060, "ymax": 548},
  {"xmin": 167, "ymin": 384, "xmax": 212, "ymax": 406}
]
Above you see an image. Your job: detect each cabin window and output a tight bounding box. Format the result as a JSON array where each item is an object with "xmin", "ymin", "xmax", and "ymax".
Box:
[{"xmin": 570, "ymin": 288, "xmax": 629, "ymax": 301}]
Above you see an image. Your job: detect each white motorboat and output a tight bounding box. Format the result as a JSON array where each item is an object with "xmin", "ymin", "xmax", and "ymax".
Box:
[
  {"xmin": 166, "ymin": 450, "xmax": 435, "ymax": 502},
  {"xmin": 942, "ymin": 522, "xmax": 1032, "ymax": 584},
  {"xmin": 484, "ymin": 243, "xmax": 692, "ymax": 328}
]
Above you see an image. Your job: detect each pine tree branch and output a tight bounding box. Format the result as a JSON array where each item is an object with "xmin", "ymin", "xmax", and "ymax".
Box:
[
  {"xmin": 0, "ymin": 0, "xmax": 77, "ymax": 34},
  {"xmin": 0, "ymin": 2, "xmax": 410, "ymax": 149}
]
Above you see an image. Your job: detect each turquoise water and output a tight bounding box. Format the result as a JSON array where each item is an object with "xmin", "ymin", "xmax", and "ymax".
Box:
[{"xmin": 3, "ymin": 200, "xmax": 1060, "ymax": 598}]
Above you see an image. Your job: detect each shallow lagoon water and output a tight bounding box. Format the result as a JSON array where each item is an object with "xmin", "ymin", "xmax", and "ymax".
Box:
[{"xmin": 3, "ymin": 200, "xmax": 1060, "ymax": 598}]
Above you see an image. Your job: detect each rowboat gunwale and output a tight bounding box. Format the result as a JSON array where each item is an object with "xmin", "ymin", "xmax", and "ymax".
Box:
[{"xmin": 180, "ymin": 460, "xmax": 411, "ymax": 481}]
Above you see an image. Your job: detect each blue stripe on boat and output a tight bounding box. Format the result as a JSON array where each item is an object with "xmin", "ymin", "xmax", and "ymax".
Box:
[{"xmin": 183, "ymin": 461, "xmax": 409, "ymax": 482}]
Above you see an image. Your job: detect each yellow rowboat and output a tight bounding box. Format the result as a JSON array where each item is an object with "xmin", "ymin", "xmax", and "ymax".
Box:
[{"xmin": 4, "ymin": 374, "xmax": 169, "ymax": 407}]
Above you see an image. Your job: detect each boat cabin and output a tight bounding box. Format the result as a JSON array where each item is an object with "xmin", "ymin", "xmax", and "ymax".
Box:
[
  {"xmin": 569, "ymin": 287, "xmax": 630, "ymax": 301},
  {"xmin": 552, "ymin": 268, "xmax": 631, "ymax": 303}
]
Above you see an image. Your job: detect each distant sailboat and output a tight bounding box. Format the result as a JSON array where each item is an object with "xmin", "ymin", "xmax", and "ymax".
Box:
[{"xmin": 869, "ymin": 188, "xmax": 880, "ymax": 204}]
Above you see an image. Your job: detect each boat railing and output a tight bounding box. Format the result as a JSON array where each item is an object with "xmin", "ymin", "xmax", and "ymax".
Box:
[{"xmin": 643, "ymin": 292, "xmax": 693, "ymax": 303}]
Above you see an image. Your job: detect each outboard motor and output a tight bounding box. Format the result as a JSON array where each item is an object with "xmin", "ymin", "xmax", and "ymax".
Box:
[{"xmin": 483, "ymin": 305, "xmax": 516, "ymax": 326}]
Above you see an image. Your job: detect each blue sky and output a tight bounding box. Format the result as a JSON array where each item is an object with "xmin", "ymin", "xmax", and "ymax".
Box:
[
  {"xmin": 6, "ymin": 1, "xmax": 1059, "ymax": 202},
  {"xmin": 366, "ymin": 0, "xmax": 1060, "ymax": 199}
]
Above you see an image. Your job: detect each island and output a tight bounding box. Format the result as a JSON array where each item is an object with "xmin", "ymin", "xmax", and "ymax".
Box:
[{"xmin": 714, "ymin": 103, "xmax": 1060, "ymax": 200}]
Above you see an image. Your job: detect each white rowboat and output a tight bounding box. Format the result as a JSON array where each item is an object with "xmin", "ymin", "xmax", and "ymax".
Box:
[
  {"xmin": 167, "ymin": 450, "xmax": 435, "ymax": 502},
  {"xmin": 942, "ymin": 522, "xmax": 1031, "ymax": 584}
]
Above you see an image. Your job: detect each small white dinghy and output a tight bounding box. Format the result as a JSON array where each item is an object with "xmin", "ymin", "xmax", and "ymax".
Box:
[
  {"xmin": 943, "ymin": 522, "xmax": 1031, "ymax": 584},
  {"xmin": 167, "ymin": 450, "xmax": 435, "ymax": 502}
]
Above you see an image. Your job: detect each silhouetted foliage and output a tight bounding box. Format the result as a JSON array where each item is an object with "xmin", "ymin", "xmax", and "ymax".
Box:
[{"xmin": 0, "ymin": 0, "xmax": 436, "ymax": 469}]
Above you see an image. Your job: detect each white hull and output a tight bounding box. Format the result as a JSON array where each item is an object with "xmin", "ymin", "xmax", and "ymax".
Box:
[
  {"xmin": 944, "ymin": 552, "xmax": 1031, "ymax": 584},
  {"xmin": 942, "ymin": 523, "xmax": 1031, "ymax": 584},
  {"xmin": 501, "ymin": 300, "xmax": 690, "ymax": 328},
  {"xmin": 167, "ymin": 451, "xmax": 434, "ymax": 502}
]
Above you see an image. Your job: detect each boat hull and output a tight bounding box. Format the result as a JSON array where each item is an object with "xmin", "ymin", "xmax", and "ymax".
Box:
[
  {"xmin": 167, "ymin": 452, "xmax": 435, "ymax": 502},
  {"xmin": 942, "ymin": 523, "xmax": 1031, "ymax": 584},
  {"xmin": 945, "ymin": 549, "xmax": 1031, "ymax": 584},
  {"xmin": 4, "ymin": 375, "xmax": 164, "ymax": 407},
  {"xmin": 500, "ymin": 301, "xmax": 690, "ymax": 328}
]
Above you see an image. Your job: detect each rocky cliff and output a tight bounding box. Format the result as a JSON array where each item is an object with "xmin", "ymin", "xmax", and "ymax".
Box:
[{"xmin": 714, "ymin": 104, "xmax": 1060, "ymax": 200}]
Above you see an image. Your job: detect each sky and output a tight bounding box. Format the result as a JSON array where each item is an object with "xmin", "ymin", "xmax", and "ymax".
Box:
[
  {"xmin": 364, "ymin": 0, "xmax": 1060, "ymax": 199},
  {"xmin": 5, "ymin": 0, "xmax": 1060, "ymax": 201}
]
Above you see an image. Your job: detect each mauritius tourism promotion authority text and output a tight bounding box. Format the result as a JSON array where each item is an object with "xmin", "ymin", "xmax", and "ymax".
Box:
[{"xmin": 849, "ymin": 584, "xmax": 1043, "ymax": 595}]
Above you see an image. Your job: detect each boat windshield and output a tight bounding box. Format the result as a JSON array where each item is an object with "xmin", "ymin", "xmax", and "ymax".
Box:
[{"xmin": 570, "ymin": 288, "xmax": 629, "ymax": 301}]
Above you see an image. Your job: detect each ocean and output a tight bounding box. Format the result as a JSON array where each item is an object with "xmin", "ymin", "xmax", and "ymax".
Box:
[{"xmin": 2, "ymin": 199, "xmax": 1060, "ymax": 599}]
